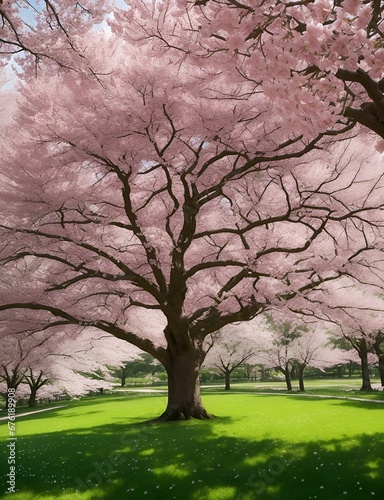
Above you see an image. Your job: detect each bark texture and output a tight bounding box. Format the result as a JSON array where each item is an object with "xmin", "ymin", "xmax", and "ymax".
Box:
[
  {"xmin": 155, "ymin": 341, "xmax": 214, "ymax": 421},
  {"xmin": 358, "ymin": 340, "xmax": 372, "ymax": 391}
]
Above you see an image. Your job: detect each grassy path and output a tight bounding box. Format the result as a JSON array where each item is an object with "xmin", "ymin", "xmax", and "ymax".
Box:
[{"xmin": 0, "ymin": 406, "xmax": 66, "ymax": 421}]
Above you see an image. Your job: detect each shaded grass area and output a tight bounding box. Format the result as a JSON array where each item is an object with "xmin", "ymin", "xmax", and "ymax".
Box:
[{"xmin": 0, "ymin": 393, "xmax": 383, "ymax": 500}]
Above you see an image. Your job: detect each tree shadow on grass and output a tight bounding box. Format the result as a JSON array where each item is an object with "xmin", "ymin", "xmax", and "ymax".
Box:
[{"xmin": 1, "ymin": 415, "xmax": 383, "ymax": 500}]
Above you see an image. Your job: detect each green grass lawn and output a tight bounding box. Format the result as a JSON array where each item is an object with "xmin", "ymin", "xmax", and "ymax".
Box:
[
  {"xmin": 1, "ymin": 391, "xmax": 383, "ymax": 500},
  {"xmin": 211, "ymin": 378, "xmax": 384, "ymax": 400}
]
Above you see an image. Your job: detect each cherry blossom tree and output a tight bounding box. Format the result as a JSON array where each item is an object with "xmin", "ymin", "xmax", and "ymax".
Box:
[
  {"xmin": 292, "ymin": 328, "xmax": 344, "ymax": 391},
  {"xmin": 314, "ymin": 283, "xmax": 384, "ymax": 390},
  {"xmin": 0, "ymin": 362, "xmax": 24, "ymax": 409},
  {"xmin": 204, "ymin": 326, "xmax": 258, "ymax": 390},
  {"xmin": 260, "ymin": 315, "xmax": 309, "ymax": 391},
  {"xmin": 3, "ymin": 1, "xmax": 384, "ymax": 144},
  {"xmin": 328, "ymin": 335, "xmax": 359, "ymax": 376},
  {"xmin": 341, "ymin": 330, "xmax": 381, "ymax": 390},
  {"xmin": 22, "ymin": 367, "xmax": 50, "ymax": 408},
  {"xmin": 0, "ymin": 1, "xmax": 108, "ymax": 66},
  {"xmin": 1, "ymin": 19, "xmax": 384, "ymax": 421},
  {"xmin": 372, "ymin": 332, "xmax": 384, "ymax": 386},
  {"xmin": 0, "ymin": 318, "xmax": 47, "ymax": 407},
  {"xmin": 131, "ymin": 0, "xmax": 384, "ymax": 142},
  {"xmin": 0, "ymin": 326, "xmax": 135, "ymax": 408},
  {"xmin": 260, "ymin": 313, "xmax": 349, "ymax": 390}
]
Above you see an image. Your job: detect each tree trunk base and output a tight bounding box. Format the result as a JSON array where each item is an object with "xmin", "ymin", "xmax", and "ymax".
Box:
[
  {"xmin": 151, "ymin": 404, "xmax": 216, "ymax": 422},
  {"xmin": 359, "ymin": 386, "xmax": 373, "ymax": 392}
]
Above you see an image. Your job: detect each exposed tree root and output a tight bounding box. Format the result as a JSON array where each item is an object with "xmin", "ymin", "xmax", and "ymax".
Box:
[{"xmin": 149, "ymin": 405, "xmax": 216, "ymax": 422}]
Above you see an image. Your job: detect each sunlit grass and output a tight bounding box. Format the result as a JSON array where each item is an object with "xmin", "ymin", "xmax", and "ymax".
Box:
[
  {"xmin": 203, "ymin": 378, "xmax": 384, "ymax": 401},
  {"xmin": 1, "ymin": 392, "xmax": 383, "ymax": 499}
]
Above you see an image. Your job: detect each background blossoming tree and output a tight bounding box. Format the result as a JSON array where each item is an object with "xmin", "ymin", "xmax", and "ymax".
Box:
[
  {"xmin": 260, "ymin": 314, "xmax": 345, "ymax": 391},
  {"xmin": 297, "ymin": 281, "xmax": 384, "ymax": 390},
  {"xmin": 325, "ymin": 286, "xmax": 384, "ymax": 390},
  {"xmin": 1, "ymin": 4, "xmax": 384, "ymax": 420},
  {"xmin": 203, "ymin": 325, "xmax": 260, "ymax": 390},
  {"xmin": 0, "ymin": 326, "xmax": 136, "ymax": 407}
]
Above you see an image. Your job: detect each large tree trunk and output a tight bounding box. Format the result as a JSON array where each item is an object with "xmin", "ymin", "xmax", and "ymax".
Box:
[
  {"xmin": 298, "ymin": 364, "xmax": 305, "ymax": 391},
  {"xmin": 373, "ymin": 340, "xmax": 384, "ymax": 386},
  {"xmin": 121, "ymin": 369, "xmax": 126, "ymax": 387},
  {"xmin": 360, "ymin": 356, "xmax": 372, "ymax": 391},
  {"xmin": 284, "ymin": 368, "xmax": 292, "ymax": 392},
  {"xmin": 28, "ymin": 387, "xmax": 38, "ymax": 408},
  {"xmin": 344, "ymin": 336, "xmax": 373, "ymax": 391},
  {"xmin": 156, "ymin": 344, "xmax": 214, "ymax": 421},
  {"xmin": 224, "ymin": 370, "xmax": 231, "ymax": 391},
  {"xmin": 375, "ymin": 353, "xmax": 384, "ymax": 386},
  {"xmin": 278, "ymin": 364, "xmax": 292, "ymax": 391},
  {"xmin": 378, "ymin": 359, "xmax": 384, "ymax": 387},
  {"xmin": 359, "ymin": 340, "xmax": 372, "ymax": 391},
  {"xmin": 1, "ymin": 366, "xmax": 24, "ymax": 409}
]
